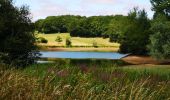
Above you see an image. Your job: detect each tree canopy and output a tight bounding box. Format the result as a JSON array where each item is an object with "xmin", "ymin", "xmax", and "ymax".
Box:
[
  {"xmin": 119, "ymin": 8, "xmax": 151, "ymax": 55},
  {"xmin": 0, "ymin": 0, "xmax": 39, "ymax": 67},
  {"xmin": 151, "ymin": 0, "xmax": 170, "ymax": 19},
  {"xmin": 35, "ymin": 15, "xmax": 127, "ymax": 37},
  {"xmin": 148, "ymin": 0, "xmax": 170, "ymax": 59},
  {"xmin": 148, "ymin": 20, "xmax": 170, "ymax": 60}
]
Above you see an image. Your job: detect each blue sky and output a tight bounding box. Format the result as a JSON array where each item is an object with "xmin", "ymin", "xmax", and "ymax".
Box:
[{"xmin": 14, "ymin": 0, "xmax": 154, "ymax": 21}]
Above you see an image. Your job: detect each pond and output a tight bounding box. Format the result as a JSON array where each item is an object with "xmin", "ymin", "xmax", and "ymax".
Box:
[{"xmin": 40, "ymin": 51, "xmax": 128, "ymax": 60}]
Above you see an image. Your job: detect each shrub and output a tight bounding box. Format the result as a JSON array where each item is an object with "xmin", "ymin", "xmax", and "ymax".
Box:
[
  {"xmin": 39, "ymin": 37, "xmax": 48, "ymax": 43},
  {"xmin": 92, "ymin": 40, "xmax": 98, "ymax": 48},
  {"xmin": 66, "ymin": 38, "xmax": 72, "ymax": 47},
  {"xmin": 55, "ymin": 36, "xmax": 63, "ymax": 43}
]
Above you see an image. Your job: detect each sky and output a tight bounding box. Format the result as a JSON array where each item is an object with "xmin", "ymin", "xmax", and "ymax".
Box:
[{"xmin": 14, "ymin": 0, "xmax": 154, "ymax": 21}]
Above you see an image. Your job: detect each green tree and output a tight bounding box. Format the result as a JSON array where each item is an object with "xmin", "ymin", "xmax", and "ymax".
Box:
[
  {"xmin": 67, "ymin": 16, "xmax": 86, "ymax": 33},
  {"xmin": 92, "ymin": 40, "xmax": 98, "ymax": 48},
  {"xmin": 35, "ymin": 19, "xmax": 44, "ymax": 33},
  {"xmin": 55, "ymin": 36, "xmax": 63, "ymax": 43},
  {"xmin": 70, "ymin": 16, "xmax": 115, "ymax": 37},
  {"xmin": 38, "ymin": 37, "xmax": 48, "ymax": 43},
  {"xmin": 105, "ymin": 15, "xmax": 128, "ymax": 42},
  {"xmin": 66, "ymin": 38, "xmax": 72, "ymax": 47},
  {"xmin": 149, "ymin": 0, "xmax": 170, "ymax": 60},
  {"xmin": 0, "ymin": 0, "xmax": 39, "ymax": 67},
  {"xmin": 119, "ymin": 8, "xmax": 151, "ymax": 55},
  {"xmin": 38, "ymin": 15, "xmax": 84, "ymax": 34},
  {"xmin": 35, "ymin": 15, "xmax": 130, "ymax": 38},
  {"xmin": 150, "ymin": 0, "xmax": 170, "ymax": 19},
  {"xmin": 148, "ymin": 15, "xmax": 170, "ymax": 60},
  {"xmin": 42, "ymin": 16, "xmax": 60, "ymax": 33}
]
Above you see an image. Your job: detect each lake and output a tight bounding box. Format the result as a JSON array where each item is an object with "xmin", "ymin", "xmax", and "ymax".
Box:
[{"xmin": 40, "ymin": 51, "xmax": 128, "ymax": 60}]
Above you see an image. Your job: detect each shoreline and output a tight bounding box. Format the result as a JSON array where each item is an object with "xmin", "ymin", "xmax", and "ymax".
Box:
[
  {"xmin": 122, "ymin": 55, "xmax": 170, "ymax": 65},
  {"xmin": 38, "ymin": 47, "xmax": 170, "ymax": 65},
  {"xmin": 39, "ymin": 47, "xmax": 119, "ymax": 52}
]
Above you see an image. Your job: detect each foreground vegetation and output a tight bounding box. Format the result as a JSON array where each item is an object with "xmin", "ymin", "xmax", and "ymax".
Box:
[{"xmin": 1, "ymin": 61, "xmax": 170, "ymax": 99}]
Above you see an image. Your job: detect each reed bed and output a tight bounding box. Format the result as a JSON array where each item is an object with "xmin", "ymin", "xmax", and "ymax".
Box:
[{"xmin": 0, "ymin": 63, "xmax": 170, "ymax": 100}]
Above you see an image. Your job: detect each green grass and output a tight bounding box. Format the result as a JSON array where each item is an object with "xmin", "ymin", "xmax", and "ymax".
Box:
[
  {"xmin": 1, "ymin": 62, "xmax": 170, "ymax": 99},
  {"xmin": 122, "ymin": 65, "xmax": 170, "ymax": 81},
  {"xmin": 24, "ymin": 61, "xmax": 170, "ymax": 81},
  {"xmin": 36, "ymin": 33, "xmax": 120, "ymax": 47}
]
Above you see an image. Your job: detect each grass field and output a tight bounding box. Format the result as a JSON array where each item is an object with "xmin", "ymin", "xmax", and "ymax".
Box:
[
  {"xmin": 1, "ymin": 61, "xmax": 170, "ymax": 99},
  {"xmin": 36, "ymin": 33, "xmax": 120, "ymax": 47}
]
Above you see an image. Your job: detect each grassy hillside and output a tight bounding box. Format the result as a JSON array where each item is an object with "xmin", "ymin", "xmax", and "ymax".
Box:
[{"xmin": 36, "ymin": 33, "xmax": 120, "ymax": 47}]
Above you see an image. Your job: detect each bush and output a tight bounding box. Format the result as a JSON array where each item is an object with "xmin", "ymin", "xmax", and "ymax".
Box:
[
  {"xmin": 66, "ymin": 38, "xmax": 72, "ymax": 47},
  {"xmin": 55, "ymin": 36, "xmax": 63, "ymax": 43},
  {"xmin": 92, "ymin": 40, "xmax": 98, "ymax": 48},
  {"xmin": 39, "ymin": 37, "xmax": 48, "ymax": 43}
]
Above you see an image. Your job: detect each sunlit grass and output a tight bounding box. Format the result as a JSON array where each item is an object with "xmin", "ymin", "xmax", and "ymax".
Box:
[{"xmin": 36, "ymin": 33, "xmax": 120, "ymax": 47}]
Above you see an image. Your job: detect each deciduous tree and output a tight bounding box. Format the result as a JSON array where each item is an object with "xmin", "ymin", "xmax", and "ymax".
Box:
[
  {"xmin": 0, "ymin": 0, "xmax": 39, "ymax": 67},
  {"xmin": 151, "ymin": 0, "xmax": 170, "ymax": 19},
  {"xmin": 119, "ymin": 8, "xmax": 151, "ymax": 55}
]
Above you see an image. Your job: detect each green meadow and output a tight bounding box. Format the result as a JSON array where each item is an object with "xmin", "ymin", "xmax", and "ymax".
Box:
[{"xmin": 36, "ymin": 33, "xmax": 120, "ymax": 48}]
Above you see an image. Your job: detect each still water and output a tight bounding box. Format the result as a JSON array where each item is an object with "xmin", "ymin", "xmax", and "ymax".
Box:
[{"xmin": 40, "ymin": 51, "xmax": 128, "ymax": 60}]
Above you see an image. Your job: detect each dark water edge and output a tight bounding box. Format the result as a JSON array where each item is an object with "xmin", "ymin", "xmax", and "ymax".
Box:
[
  {"xmin": 37, "ymin": 58, "xmax": 131, "ymax": 66},
  {"xmin": 38, "ymin": 51, "xmax": 130, "ymax": 66}
]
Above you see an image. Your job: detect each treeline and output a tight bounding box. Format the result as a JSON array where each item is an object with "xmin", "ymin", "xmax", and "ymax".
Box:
[
  {"xmin": 35, "ymin": 15, "xmax": 127, "ymax": 37},
  {"xmin": 35, "ymin": 15, "xmax": 84, "ymax": 34}
]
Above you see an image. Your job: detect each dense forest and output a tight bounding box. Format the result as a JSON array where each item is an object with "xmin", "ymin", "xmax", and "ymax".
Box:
[{"xmin": 35, "ymin": 15, "xmax": 127, "ymax": 37}]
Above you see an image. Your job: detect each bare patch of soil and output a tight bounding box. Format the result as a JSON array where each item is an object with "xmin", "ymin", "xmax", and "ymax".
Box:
[{"xmin": 122, "ymin": 55, "xmax": 170, "ymax": 65}]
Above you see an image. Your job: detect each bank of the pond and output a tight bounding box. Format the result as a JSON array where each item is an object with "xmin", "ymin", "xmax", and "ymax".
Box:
[
  {"xmin": 39, "ymin": 47, "xmax": 119, "ymax": 52},
  {"xmin": 122, "ymin": 55, "xmax": 170, "ymax": 65}
]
